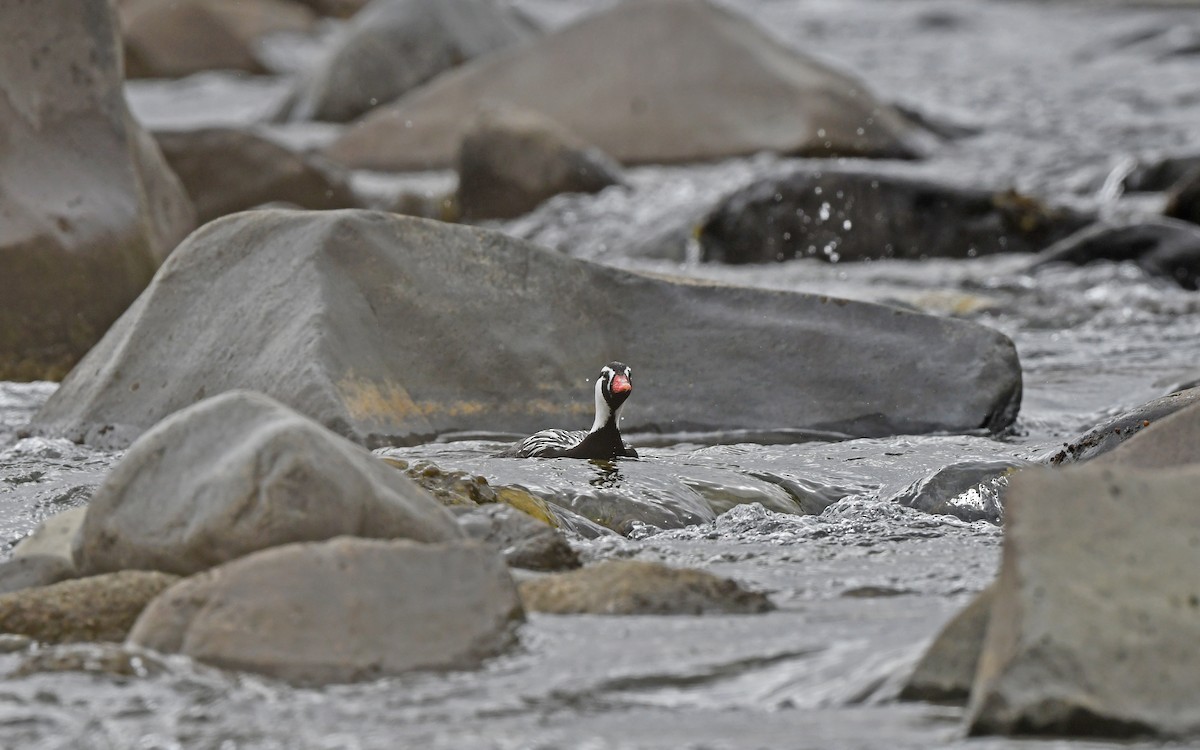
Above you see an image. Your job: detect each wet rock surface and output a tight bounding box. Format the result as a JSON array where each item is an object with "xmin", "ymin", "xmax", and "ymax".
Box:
[
  {"xmin": 129, "ymin": 537, "xmax": 524, "ymax": 684},
  {"xmin": 154, "ymin": 127, "xmax": 359, "ymax": 224},
  {"xmin": 325, "ymin": 0, "xmax": 929, "ymax": 170},
  {"xmin": 1164, "ymin": 166, "xmax": 1200, "ymax": 227},
  {"xmin": 0, "ymin": 0, "xmax": 194, "ymax": 381},
  {"xmin": 699, "ymin": 169, "xmax": 1091, "ymax": 264},
  {"xmin": 1028, "ymin": 219, "xmax": 1200, "ymax": 290},
  {"xmin": 519, "ymin": 559, "xmax": 773, "ymax": 615},
  {"xmin": 0, "ymin": 571, "xmax": 178, "ymax": 644},
  {"xmin": 1045, "ymin": 387, "xmax": 1200, "ymax": 466},
  {"xmin": 74, "ymin": 391, "xmax": 462, "ymax": 577},
  {"xmin": 454, "ymin": 503, "xmax": 581, "ymax": 572},
  {"xmin": 889, "ymin": 460, "xmax": 1024, "ymax": 523}
]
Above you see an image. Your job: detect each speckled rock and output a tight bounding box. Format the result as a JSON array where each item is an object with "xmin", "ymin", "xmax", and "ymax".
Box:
[
  {"xmin": 74, "ymin": 391, "xmax": 463, "ymax": 577},
  {"xmin": 1093, "ymin": 398, "xmax": 1200, "ymax": 470},
  {"xmin": 1045, "ymin": 386, "xmax": 1200, "ymax": 465},
  {"xmin": 325, "ymin": 0, "xmax": 929, "ymax": 170},
  {"xmin": 518, "ymin": 560, "xmax": 773, "ymax": 615},
  {"xmin": 457, "ymin": 107, "xmax": 623, "ymax": 220},
  {"xmin": 129, "ymin": 537, "xmax": 524, "ymax": 684},
  {"xmin": 0, "ymin": 571, "xmax": 178, "ymax": 644},
  {"xmin": 0, "ymin": 0, "xmax": 195, "ymax": 380}
]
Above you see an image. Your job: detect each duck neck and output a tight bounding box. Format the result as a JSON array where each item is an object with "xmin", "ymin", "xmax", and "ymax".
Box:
[{"xmin": 589, "ymin": 378, "xmax": 613, "ymax": 433}]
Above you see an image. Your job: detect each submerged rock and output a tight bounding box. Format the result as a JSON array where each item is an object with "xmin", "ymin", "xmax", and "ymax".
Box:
[
  {"xmin": 698, "ymin": 169, "xmax": 1091, "ymax": 264},
  {"xmin": 287, "ymin": 0, "xmax": 537, "ymax": 122},
  {"xmin": 74, "ymin": 391, "xmax": 463, "ymax": 577},
  {"xmin": 325, "ymin": 0, "xmax": 929, "ymax": 170},
  {"xmin": 0, "ymin": 0, "xmax": 195, "ymax": 380},
  {"xmin": 0, "ymin": 571, "xmax": 178, "ymax": 644},
  {"xmin": 129, "ymin": 537, "xmax": 524, "ymax": 684},
  {"xmin": 454, "ymin": 503, "xmax": 580, "ymax": 572},
  {"xmin": 890, "ymin": 460, "xmax": 1026, "ymax": 523},
  {"xmin": 154, "ymin": 128, "xmax": 359, "ymax": 225},
  {"xmin": 457, "ymin": 107, "xmax": 623, "ymax": 220},
  {"xmin": 1045, "ymin": 386, "xmax": 1200, "ymax": 465},
  {"xmin": 31, "ymin": 210, "xmax": 1022, "ymax": 448},
  {"xmin": 518, "ymin": 560, "xmax": 773, "ymax": 615},
  {"xmin": 1027, "ymin": 218, "xmax": 1200, "ymax": 290},
  {"xmin": 968, "ymin": 465, "xmax": 1200, "ymax": 738}
]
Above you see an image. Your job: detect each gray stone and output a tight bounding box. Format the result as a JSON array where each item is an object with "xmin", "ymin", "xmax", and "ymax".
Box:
[
  {"xmin": 890, "ymin": 460, "xmax": 1028, "ymax": 523},
  {"xmin": 1045, "ymin": 386, "xmax": 1200, "ymax": 465},
  {"xmin": 74, "ymin": 391, "xmax": 463, "ymax": 576},
  {"xmin": 0, "ymin": 0, "xmax": 195, "ymax": 380},
  {"xmin": 12, "ymin": 506, "xmax": 88, "ymax": 565},
  {"xmin": 1123, "ymin": 153, "xmax": 1200, "ymax": 192},
  {"xmin": 967, "ymin": 465, "xmax": 1200, "ymax": 738},
  {"xmin": 456, "ymin": 107, "xmax": 623, "ymax": 220},
  {"xmin": 325, "ymin": 0, "xmax": 929, "ymax": 170},
  {"xmin": 899, "ymin": 585, "xmax": 995, "ymax": 704},
  {"xmin": 1165, "ymin": 165, "xmax": 1200, "ymax": 228},
  {"xmin": 0, "ymin": 556, "xmax": 77, "ymax": 596},
  {"xmin": 698, "ymin": 169, "xmax": 1091, "ymax": 264},
  {"xmin": 518, "ymin": 560, "xmax": 773, "ymax": 615},
  {"xmin": 31, "ymin": 210, "xmax": 1022, "ymax": 448},
  {"xmin": 0, "ymin": 571, "xmax": 178, "ymax": 644},
  {"xmin": 129, "ymin": 537, "xmax": 524, "ymax": 684},
  {"xmin": 1027, "ymin": 218, "xmax": 1200, "ymax": 290},
  {"xmin": 454, "ymin": 503, "xmax": 580, "ymax": 572},
  {"xmin": 153, "ymin": 128, "xmax": 359, "ymax": 224},
  {"xmin": 1093, "ymin": 399, "xmax": 1200, "ymax": 470},
  {"xmin": 287, "ymin": 0, "xmax": 536, "ymax": 122}
]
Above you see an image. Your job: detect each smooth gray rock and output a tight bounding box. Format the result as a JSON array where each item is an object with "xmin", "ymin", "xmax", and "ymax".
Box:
[
  {"xmin": 1027, "ymin": 218, "xmax": 1200, "ymax": 290},
  {"xmin": 899, "ymin": 585, "xmax": 995, "ymax": 704},
  {"xmin": 74, "ymin": 391, "xmax": 463, "ymax": 577},
  {"xmin": 518, "ymin": 560, "xmax": 773, "ymax": 615},
  {"xmin": 1044, "ymin": 386, "xmax": 1200, "ymax": 465},
  {"xmin": 454, "ymin": 503, "xmax": 580, "ymax": 572},
  {"xmin": 698, "ymin": 169, "xmax": 1091, "ymax": 264},
  {"xmin": 287, "ymin": 0, "xmax": 536, "ymax": 122},
  {"xmin": 31, "ymin": 210, "xmax": 1023, "ymax": 447},
  {"xmin": 12, "ymin": 507, "xmax": 88, "ymax": 565},
  {"xmin": 1165, "ymin": 165, "xmax": 1200, "ymax": 227},
  {"xmin": 456, "ymin": 107, "xmax": 623, "ymax": 220},
  {"xmin": 890, "ymin": 460, "xmax": 1027, "ymax": 523},
  {"xmin": 968, "ymin": 465, "xmax": 1200, "ymax": 738},
  {"xmin": 153, "ymin": 128, "xmax": 359, "ymax": 224},
  {"xmin": 0, "ymin": 556, "xmax": 78, "ymax": 596},
  {"xmin": 129, "ymin": 537, "xmax": 524, "ymax": 683},
  {"xmin": 325, "ymin": 0, "xmax": 929, "ymax": 170},
  {"xmin": 0, "ymin": 0, "xmax": 194, "ymax": 380}
]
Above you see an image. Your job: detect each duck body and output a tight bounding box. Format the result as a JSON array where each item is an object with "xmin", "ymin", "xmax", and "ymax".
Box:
[{"xmin": 499, "ymin": 362, "xmax": 639, "ymax": 459}]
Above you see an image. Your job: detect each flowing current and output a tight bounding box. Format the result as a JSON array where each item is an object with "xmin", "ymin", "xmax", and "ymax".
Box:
[{"xmin": 2, "ymin": 0, "xmax": 1200, "ymax": 747}]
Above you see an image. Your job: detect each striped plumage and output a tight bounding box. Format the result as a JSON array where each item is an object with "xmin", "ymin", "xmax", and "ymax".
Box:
[{"xmin": 499, "ymin": 362, "xmax": 639, "ymax": 459}]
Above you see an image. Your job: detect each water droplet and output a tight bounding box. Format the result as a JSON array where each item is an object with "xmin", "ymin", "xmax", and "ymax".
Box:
[
  {"xmin": 819, "ymin": 203, "xmax": 831, "ymax": 221},
  {"xmin": 843, "ymin": 219, "xmax": 852, "ymax": 230}
]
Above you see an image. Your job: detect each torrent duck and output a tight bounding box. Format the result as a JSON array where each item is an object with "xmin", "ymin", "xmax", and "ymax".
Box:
[{"xmin": 499, "ymin": 362, "xmax": 639, "ymax": 459}]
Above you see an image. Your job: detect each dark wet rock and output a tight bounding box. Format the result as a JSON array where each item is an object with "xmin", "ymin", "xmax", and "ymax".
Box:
[
  {"xmin": 129, "ymin": 537, "xmax": 524, "ymax": 684},
  {"xmin": 890, "ymin": 460, "xmax": 1028, "ymax": 523},
  {"xmin": 31, "ymin": 210, "xmax": 1022, "ymax": 448},
  {"xmin": 0, "ymin": 556, "xmax": 77, "ymax": 596},
  {"xmin": 286, "ymin": 0, "xmax": 537, "ymax": 123},
  {"xmin": 1027, "ymin": 218, "xmax": 1200, "ymax": 290},
  {"xmin": 698, "ymin": 169, "xmax": 1091, "ymax": 264},
  {"xmin": 0, "ymin": 571, "xmax": 178, "ymax": 644},
  {"xmin": 1164, "ymin": 166, "xmax": 1200, "ymax": 227},
  {"xmin": 456, "ymin": 107, "xmax": 623, "ymax": 220},
  {"xmin": 291, "ymin": 0, "xmax": 368, "ymax": 17},
  {"xmin": 75, "ymin": 391, "xmax": 463, "ymax": 577},
  {"xmin": 900, "ymin": 585, "xmax": 994, "ymax": 704},
  {"xmin": 11, "ymin": 506, "xmax": 87, "ymax": 565},
  {"xmin": 0, "ymin": 0, "xmax": 195, "ymax": 381},
  {"xmin": 1044, "ymin": 386, "xmax": 1200, "ymax": 465},
  {"xmin": 1123, "ymin": 153, "xmax": 1200, "ymax": 193},
  {"xmin": 325, "ymin": 0, "xmax": 929, "ymax": 170},
  {"xmin": 519, "ymin": 560, "xmax": 773, "ymax": 615},
  {"xmin": 153, "ymin": 128, "xmax": 359, "ymax": 225},
  {"xmin": 1093, "ymin": 399, "xmax": 1200, "ymax": 470},
  {"xmin": 10, "ymin": 642, "xmax": 169, "ymax": 679},
  {"xmin": 119, "ymin": 0, "xmax": 314, "ymax": 79},
  {"xmin": 967, "ymin": 465, "xmax": 1200, "ymax": 738},
  {"xmin": 454, "ymin": 503, "xmax": 581, "ymax": 572}
]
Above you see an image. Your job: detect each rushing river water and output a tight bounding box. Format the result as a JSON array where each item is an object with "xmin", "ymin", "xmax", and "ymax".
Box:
[{"xmin": 2, "ymin": 0, "xmax": 1200, "ymax": 747}]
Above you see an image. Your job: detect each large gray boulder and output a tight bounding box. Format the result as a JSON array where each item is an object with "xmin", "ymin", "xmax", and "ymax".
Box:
[
  {"xmin": 0, "ymin": 0, "xmax": 195, "ymax": 380},
  {"xmin": 287, "ymin": 0, "xmax": 537, "ymax": 122},
  {"xmin": 325, "ymin": 0, "xmax": 928, "ymax": 170},
  {"xmin": 967, "ymin": 465, "xmax": 1200, "ymax": 738},
  {"xmin": 129, "ymin": 537, "xmax": 524, "ymax": 683},
  {"xmin": 74, "ymin": 391, "xmax": 463, "ymax": 577},
  {"xmin": 31, "ymin": 210, "xmax": 1022, "ymax": 447},
  {"xmin": 698, "ymin": 169, "xmax": 1091, "ymax": 264}
]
